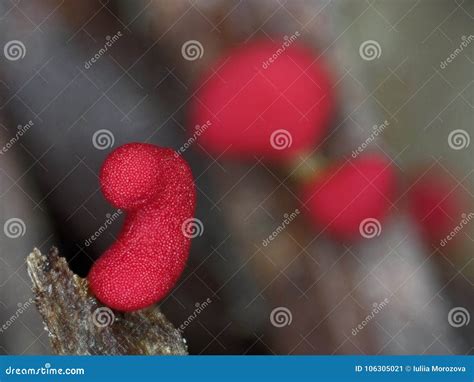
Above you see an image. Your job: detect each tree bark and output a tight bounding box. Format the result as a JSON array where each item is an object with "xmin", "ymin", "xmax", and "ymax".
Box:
[{"xmin": 26, "ymin": 247, "xmax": 187, "ymax": 355}]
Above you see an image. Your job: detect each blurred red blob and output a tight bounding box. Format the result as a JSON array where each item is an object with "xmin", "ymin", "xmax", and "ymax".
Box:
[
  {"xmin": 408, "ymin": 167, "xmax": 467, "ymax": 248},
  {"xmin": 190, "ymin": 39, "xmax": 334, "ymax": 161},
  {"xmin": 302, "ymin": 154, "xmax": 396, "ymax": 240}
]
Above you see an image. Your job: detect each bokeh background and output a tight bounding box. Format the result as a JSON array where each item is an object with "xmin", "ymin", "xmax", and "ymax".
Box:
[{"xmin": 0, "ymin": 0, "xmax": 473, "ymax": 355}]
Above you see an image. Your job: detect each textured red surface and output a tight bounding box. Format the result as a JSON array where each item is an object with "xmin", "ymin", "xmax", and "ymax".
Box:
[
  {"xmin": 302, "ymin": 155, "xmax": 396, "ymax": 240},
  {"xmin": 190, "ymin": 39, "xmax": 334, "ymax": 161},
  {"xmin": 88, "ymin": 143, "xmax": 196, "ymax": 311}
]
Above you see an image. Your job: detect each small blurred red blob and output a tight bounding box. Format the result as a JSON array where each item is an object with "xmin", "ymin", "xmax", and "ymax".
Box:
[
  {"xmin": 408, "ymin": 167, "xmax": 468, "ymax": 249},
  {"xmin": 301, "ymin": 154, "xmax": 396, "ymax": 241}
]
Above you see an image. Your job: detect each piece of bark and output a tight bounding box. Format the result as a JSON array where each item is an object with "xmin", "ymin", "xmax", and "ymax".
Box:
[{"xmin": 26, "ymin": 247, "xmax": 188, "ymax": 355}]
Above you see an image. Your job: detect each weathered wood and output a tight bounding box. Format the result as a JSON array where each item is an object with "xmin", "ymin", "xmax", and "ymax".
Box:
[{"xmin": 26, "ymin": 247, "xmax": 187, "ymax": 355}]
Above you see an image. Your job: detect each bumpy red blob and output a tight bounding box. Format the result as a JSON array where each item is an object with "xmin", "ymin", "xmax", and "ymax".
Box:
[
  {"xmin": 190, "ymin": 39, "xmax": 334, "ymax": 161},
  {"xmin": 88, "ymin": 143, "xmax": 196, "ymax": 311},
  {"xmin": 302, "ymin": 155, "xmax": 395, "ymax": 240},
  {"xmin": 408, "ymin": 167, "xmax": 466, "ymax": 247}
]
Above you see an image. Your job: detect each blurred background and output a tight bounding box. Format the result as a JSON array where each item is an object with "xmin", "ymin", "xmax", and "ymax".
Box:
[{"xmin": 0, "ymin": 0, "xmax": 472, "ymax": 355}]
